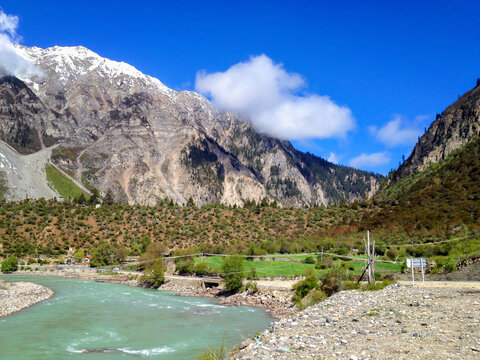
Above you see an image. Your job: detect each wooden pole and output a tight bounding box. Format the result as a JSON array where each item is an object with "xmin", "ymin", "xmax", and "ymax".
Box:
[
  {"xmin": 372, "ymin": 238, "xmax": 375, "ymax": 284},
  {"xmin": 411, "ymin": 263, "xmax": 415, "ymax": 285},
  {"xmin": 367, "ymin": 231, "xmax": 371, "ymax": 283}
]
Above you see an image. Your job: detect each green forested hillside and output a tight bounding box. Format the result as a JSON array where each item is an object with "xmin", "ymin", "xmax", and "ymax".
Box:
[{"xmin": 358, "ymin": 136, "xmax": 480, "ymax": 242}]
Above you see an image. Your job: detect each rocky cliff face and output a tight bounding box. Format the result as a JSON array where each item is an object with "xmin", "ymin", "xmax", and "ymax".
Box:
[
  {"xmin": 0, "ymin": 75, "xmax": 74, "ymax": 154},
  {"xmin": 395, "ymin": 82, "xmax": 480, "ymax": 179},
  {"xmin": 1, "ymin": 45, "xmax": 382, "ymax": 206}
]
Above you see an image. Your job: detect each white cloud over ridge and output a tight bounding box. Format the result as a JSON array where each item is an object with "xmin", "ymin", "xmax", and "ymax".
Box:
[
  {"xmin": 0, "ymin": 9, "xmax": 41, "ymax": 78},
  {"xmin": 369, "ymin": 115, "xmax": 423, "ymax": 147},
  {"xmin": 349, "ymin": 152, "xmax": 390, "ymax": 169},
  {"xmin": 327, "ymin": 152, "xmax": 339, "ymax": 164},
  {"xmin": 195, "ymin": 55, "xmax": 355, "ymax": 140}
]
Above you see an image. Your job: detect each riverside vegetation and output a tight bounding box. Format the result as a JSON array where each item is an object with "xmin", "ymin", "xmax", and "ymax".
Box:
[{"xmin": 2, "ymin": 136, "xmax": 480, "ymax": 287}]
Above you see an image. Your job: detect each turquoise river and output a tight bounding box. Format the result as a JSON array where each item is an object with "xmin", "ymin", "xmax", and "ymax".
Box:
[{"xmin": 0, "ymin": 275, "xmax": 272, "ymax": 359}]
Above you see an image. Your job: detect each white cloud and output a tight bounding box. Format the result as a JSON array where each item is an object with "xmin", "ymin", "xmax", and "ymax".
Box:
[
  {"xmin": 0, "ymin": 9, "xmax": 41, "ymax": 78},
  {"xmin": 349, "ymin": 152, "xmax": 390, "ymax": 169},
  {"xmin": 0, "ymin": 10, "xmax": 18, "ymax": 37},
  {"xmin": 327, "ymin": 152, "xmax": 339, "ymax": 164},
  {"xmin": 195, "ymin": 54, "xmax": 355, "ymax": 140},
  {"xmin": 369, "ymin": 115, "xmax": 423, "ymax": 147}
]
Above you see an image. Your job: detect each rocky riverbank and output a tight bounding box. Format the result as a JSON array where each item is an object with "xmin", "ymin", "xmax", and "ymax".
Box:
[
  {"xmin": 232, "ymin": 284, "xmax": 480, "ymax": 360},
  {"xmin": 0, "ymin": 280, "xmax": 54, "ymax": 317},
  {"xmin": 159, "ymin": 281, "xmax": 294, "ymax": 317}
]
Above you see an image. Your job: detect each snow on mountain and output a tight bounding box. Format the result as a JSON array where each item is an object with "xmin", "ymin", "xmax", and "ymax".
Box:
[{"xmin": 14, "ymin": 45, "xmax": 174, "ymax": 96}]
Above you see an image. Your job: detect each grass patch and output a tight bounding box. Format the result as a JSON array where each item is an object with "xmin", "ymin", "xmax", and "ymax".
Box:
[
  {"xmin": 196, "ymin": 256, "xmax": 317, "ymax": 277},
  {"xmin": 195, "ymin": 256, "xmax": 399, "ymax": 277},
  {"xmin": 46, "ymin": 164, "xmax": 88, "ymax": 200}
]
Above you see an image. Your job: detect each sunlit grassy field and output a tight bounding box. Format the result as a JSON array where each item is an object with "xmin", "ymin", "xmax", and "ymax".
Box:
[
  {"xmin": 194, "ymin": 255, "xmax": 402, "ymax": 277},
  {"xmin": 45, "ymin": 164, "xmax": 88, "ymax": 200}
]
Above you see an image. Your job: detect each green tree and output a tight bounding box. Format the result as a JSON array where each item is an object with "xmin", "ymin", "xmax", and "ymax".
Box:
[
  {"xmin": 73, "ymin": 250, "xmax": 85, "ymax": 262},
  {"xmin": 89, "ymin": 242, "xmax": 113, "ymax": 267},
  {"xmin": 2, "ymin": 256, "xmax": 18, "ymax": 272},
  {"xmin": 74, "ymin": 193, "xmax": 87, "ymax": 205},
  {"xmin": 140, "ymin": 234, "xmax": 151, "ymax": 253},
  {"xmin": 115, "ymin": 247, "xmax": 129, "ymax": 263},
  {"xmin": 89, "ymin": 188, "xmax": 100, "ymax": 205},
  {"xmin": 139, "ymin": 242, "xmax": 166, "ymax": 288},
  {"xmin": 221, "ymin": 255, "xmax": 245, "ymax": 293}
]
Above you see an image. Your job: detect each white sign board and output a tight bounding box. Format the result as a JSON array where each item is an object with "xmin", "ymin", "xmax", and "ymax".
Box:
[{"xmin": 406, "ymin": 258, "xmax": 427, "ymax": 269}]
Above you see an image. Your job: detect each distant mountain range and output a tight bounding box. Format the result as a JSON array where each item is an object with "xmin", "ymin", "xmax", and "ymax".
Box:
[{"xmin": 0, "ymin": 45, "xmax": 381, "ymax": 206}]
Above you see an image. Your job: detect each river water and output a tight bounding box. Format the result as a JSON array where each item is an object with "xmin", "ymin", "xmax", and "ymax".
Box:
[{"xmin": 0, "ymin": 275, "xmax": 272, "ymax": 359}]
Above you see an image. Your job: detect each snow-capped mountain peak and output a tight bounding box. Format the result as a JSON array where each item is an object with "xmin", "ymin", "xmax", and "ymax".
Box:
[{"xmin": 14, "ymin": 45, "xmax": 173, "ymax": 96}]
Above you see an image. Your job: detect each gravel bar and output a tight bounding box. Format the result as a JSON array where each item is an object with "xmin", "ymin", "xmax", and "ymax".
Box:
[
  {"xmin": 232, "ymin": 284, "xmax": 480, "ymax": 360},
  {"xmin": 0, "ymin": 280, "xmax": 54, "ymax": 318}
]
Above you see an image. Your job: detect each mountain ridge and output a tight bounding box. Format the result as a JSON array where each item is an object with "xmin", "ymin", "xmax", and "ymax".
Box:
[
  {"xmin": 0, "ymin": 45, "xmax": 382, "ymax": 206},
  {"xmin": 393, "ymin": 81, "xmax": 480, "ymax": 181}
]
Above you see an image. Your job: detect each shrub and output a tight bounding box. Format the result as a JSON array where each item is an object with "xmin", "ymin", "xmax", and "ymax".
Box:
[
  {"xmin": 297, "ymin": 288, "xmax": 327, "ymax": 310},
  {"xmin": 335, "ymin": 247, "xmax": 349, "ymax": 256},
  {"xmin": 176, "ymin": 259, "xmax": 195, "ymax": 275},
  {"xmin": 221, "ymin": 255, "xmax": 245, "ymax": 293},
  {"xmin": 303, "ymin": 256, "xmax": 315, "ymax": 264},
  {"xmin": 247, "ymin": 266, "xmax": 258, "ymax": 280},
  {"xmin": 320, "ymin": 265, "xmax": 346, "ymax": 296},
  {"xmin": 141, "ymin": 258, "xmax": 165, "ymax": 288},
  {"xmin": 194, "ymin": 262, "xmax": 213, "ymax": 276},
  {"xmin": 1, "ymin": 256, "xmax": 18, "ymax": 272},
  {"xmin": 431, "ymin": 256, "xmax": 457, "ymax": 273},
  {"xmin": 292, "ymin": 269, "xmax": 324, "ymax": 309},
  {"xmin": 245, "ymin": 281, "xmax": 259, "ymax": 294},
  {"xmin": 139, "ymin": 243, "xmax": 166, "ymax": 288},
  {"xmin": 386, "ymin": 247, "xmax": 399, "ymax": 260},
  {"xmin": 292, "ymin": 268, "xmax": 320, "ymax": 299}
]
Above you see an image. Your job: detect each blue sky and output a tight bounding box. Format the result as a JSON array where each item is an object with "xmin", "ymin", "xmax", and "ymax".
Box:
[{"xmin": 2, "ymin": 0, "xmax": 479, "ymax": 174}]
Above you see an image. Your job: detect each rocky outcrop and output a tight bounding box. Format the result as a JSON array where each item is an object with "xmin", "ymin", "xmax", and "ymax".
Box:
[
  {"xmin": 395, "ymin": 82, "xmax": 480, "ymax": 180},
  {"xmin": 0, "ymin": 75, "xmax": 74, "ymax": 154},
  {"xmin": 3, "ymin": 45, "xmax": 382, "ymax": 207}
]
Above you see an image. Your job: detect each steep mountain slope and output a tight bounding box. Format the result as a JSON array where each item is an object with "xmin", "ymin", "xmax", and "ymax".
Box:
[
  {"xmin": 394, "ymin": 81, "xmax": 480, "ymax": 180},
  {"xmin": 3, "ymin": 45, "xmax": 381, "ymax": 206},
  {"xmin": 0, "ymin": 75, "xmax": 73, "ymax": 154},
  {"xmin": 362, "ymin": 135, "xmax": 480, "ymax": 240}
]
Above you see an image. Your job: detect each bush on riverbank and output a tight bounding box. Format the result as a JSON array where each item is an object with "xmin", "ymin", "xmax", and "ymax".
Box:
[
  {"xmin": 320, "ymin": 265, "xmax": 348, "ymax": 296},
  {"xmin": 221, "ymin": 255, "xmax": 245, "ymax": 293},
  {"xmin": 292, "ymin": 268, "xmax": 327, "ymax": 310},
  {"xmin": 139, "ymin": 243, "xmax": 165, "ymax": 288},
  {"xmin": 1, "ymin": 255, "xmax": 18, "ymax": 272}
]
